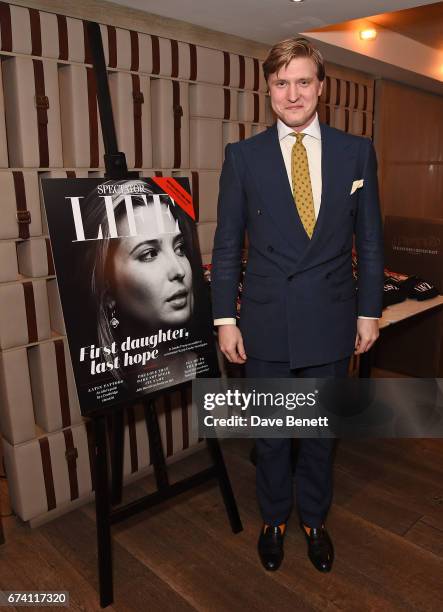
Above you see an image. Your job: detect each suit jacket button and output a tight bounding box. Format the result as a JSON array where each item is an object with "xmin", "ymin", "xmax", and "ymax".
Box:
[
  {"xmin": 288, "ymin": 274, "xmax": 294, "ymax": 281},
  {"xmin": 257, "ymin": 209, "xmax": 262, "ymax": 215},
  {"xmin": 267, "ymin": 245, "xmax": 274, "ymax": 253}
]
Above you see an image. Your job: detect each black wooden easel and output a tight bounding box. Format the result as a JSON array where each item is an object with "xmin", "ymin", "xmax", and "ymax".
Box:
[{"xmin": 86, "ymin": 22, "xmax": 242, "ymax": 608}]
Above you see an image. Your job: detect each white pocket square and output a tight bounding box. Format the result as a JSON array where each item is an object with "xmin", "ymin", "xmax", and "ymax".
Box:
[{"xmin": 350, "ymin": 179, "xmax": 364, "ymax": 195}]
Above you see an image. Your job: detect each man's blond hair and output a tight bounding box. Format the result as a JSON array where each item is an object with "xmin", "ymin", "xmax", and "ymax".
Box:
[{"xmin": 262, "ymin": 37, "xmax": 325, "ymax": 82}]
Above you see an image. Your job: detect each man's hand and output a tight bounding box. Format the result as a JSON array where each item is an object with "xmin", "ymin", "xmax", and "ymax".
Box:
[
  {"xmin": 354, "ymin": 318, "xmax": 379, "ymax": 355},
  {"xmin": 218, "ymin": 325, "xmax": 247, "ymax": 364}
]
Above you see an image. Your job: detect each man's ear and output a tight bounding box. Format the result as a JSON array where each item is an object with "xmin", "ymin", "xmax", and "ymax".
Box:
[{"xmin": 318, "ymin": 79, "xmax": 324, "ymax": 98}]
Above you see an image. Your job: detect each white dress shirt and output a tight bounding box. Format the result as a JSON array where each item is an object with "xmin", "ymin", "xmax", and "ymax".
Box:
[{"xmin": 214, "ymin": 114, "xmax": 376, "ymax": 325}]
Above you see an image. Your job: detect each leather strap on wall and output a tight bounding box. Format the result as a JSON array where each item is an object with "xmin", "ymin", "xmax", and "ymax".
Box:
[
  {"xmin": 0, "ymin": 2, "xmax": 12, "ymax": 52},
  {"xmin": 253, "ymin": 58, "xmax": 259, "ymax": 92},
  {"xmin": 345, "ymin": 109, "xmax": 350, "ymax": 133},
  {"xmin": 13, "ymin": 171, "xmax": 30, "ymax": 239},
  {"xmin": 83, "ymin": 20, "xmax": 92, "ymax": 64},
  {"xmin": 343, "ymin": 81, "xmax": 349, "ymax": 108},
  {"xmin": 164, "ymin": 393, "xmax": 173, "ymax": 457},
  {"xmin": 130, "ymin": 30, "xmax": 139, "ymax": 72},
  {"xmin": 180, "ymin": 386, "xmax": 189, "ymax": 450},
  {"xmin": 363, "ymin": 86, "xmax": 368, "ymax": 111},
  {"xmin": 325, "ymin": 76, "xmax": 331, "ymax": 105},
  {"xmin": 107, "ymin": 25, "xmax": 117, "ymax": 69},
  {"xmin": 239, "ymin": 123, "xmax": 245, "ymax": 140},
  {"xmin": 362, "ymin": 113, "xmax": 367, "ymax": 136},
  {"xmin": 45, "ymin": 237, "xmax": 55, "ymax": 275},
  {"xmin": 223, "ymin": 51, "xmax": 230, "ymax": 86},
  {"xmin": 126, "ymin": 404, "xmax": 138, "ymax": 473},
  {"xmin": 23, "ymin": 281, "xmax": 38, "ymax": 343},
  {"xmin": 131, "ymin": 74, "xmax": 144, "ymax": 168},
  {"xmin": 223, "ymin": 88, "xmax": 230, "ymax": 120},
  {"xmin": 57, "ymin": 14, "xmax": 68, "ymax": 61},
  {"xmin": 189, "ymin": 44, "xmax": 197, "ymax": 81},
  {"xmin": 33, "ymin": 60, "xmax": 50, "ymax": 168},
  {"xmin": 172, "ymin": 81, "xmax": 182, "ymax": 168},
  {"xmin": 29, "ymin": 8, "xmax": 42, "ymax": 57},
  {"xmin": 54, "ymin": 339, "xmax": 71, "ymax": 428},
  {"xmin": 335, "ymin": 79, "xmax": 340, "ymax": 106},
  {"xmin": 63, "ymin": 428, "xmax": 79, "ymax": 500},
  {"xmin": 170, "ymin": 39, "xmax": 179, "ymax": 78},
  {"xmin": 86, "ymin": 67, "xmax": 99, "ymax": 168},
  {"xmin": 354, "ymin": 83, "xmax": 359, "ymax": 110},
  {"xmin": 39, "ymin": 437, "xmax": 56, "ymax": 511},
  {"xmin": 238, "ymin": 55, "xmax": 245, "ymax": 89},
  {"xmin": 253, "ymin": 93, "xmax": 259, "ymax": 123},
  {"xmin": 151, "ymin": 35, "xmax": 160, "ymax": 75},
  {"xmin": 325, "ymin": 105, "xmax": 331, "ymax": 125},
  {"xmin": 191, "ymin": 171, "xmax": 199, "ymax": 222}
]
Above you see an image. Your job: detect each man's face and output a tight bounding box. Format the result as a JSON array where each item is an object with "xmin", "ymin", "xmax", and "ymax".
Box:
[{"xmin": 267, "ymin": 56, "xmax": 323, "ymax": 130}]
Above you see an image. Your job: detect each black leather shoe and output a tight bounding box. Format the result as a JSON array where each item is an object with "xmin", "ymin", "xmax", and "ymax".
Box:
[
  {"xmin": 301, "ymin": 523, "xmax": 334, "ymax": 572},
  {"xmin": 258, "ymin": 524, "xmax": 285, "ymax": 571}
]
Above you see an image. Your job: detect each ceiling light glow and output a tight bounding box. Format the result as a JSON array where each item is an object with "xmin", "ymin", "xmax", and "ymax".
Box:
[{"xmin": 359, "ymin": 29, "xmax": 377, "ymax": 41}]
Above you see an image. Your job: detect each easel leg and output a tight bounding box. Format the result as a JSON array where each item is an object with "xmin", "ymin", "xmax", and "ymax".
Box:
[
  {"xmin": 144, "ymin": 399, "xmax": 170, "ymax": 489},
  {"xmin": 206, "ymin": 437, "xmax": 243, "ymax": 533},
  {"xmin": 94, "ymin": 416, "xmax": 113, "ymax": 607},
  {"xmin": 110, "ymin": 409, "xmax": 124, "ymax": 505}
]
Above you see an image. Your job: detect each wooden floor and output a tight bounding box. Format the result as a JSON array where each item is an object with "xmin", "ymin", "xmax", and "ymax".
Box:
[{"xmin": 1, "ymin": 437, "xmax": 443, "ymax": 611}]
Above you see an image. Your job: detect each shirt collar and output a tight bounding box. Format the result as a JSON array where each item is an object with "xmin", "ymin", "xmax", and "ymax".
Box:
[{"xmin": 277, "ymin": 113, "xmax": 321, "ymax": 142}]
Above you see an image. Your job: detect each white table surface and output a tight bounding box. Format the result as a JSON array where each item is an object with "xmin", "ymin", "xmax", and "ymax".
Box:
[{"xmin": 379, "ymin": 295, "xmax": 443, "ymax": 330}]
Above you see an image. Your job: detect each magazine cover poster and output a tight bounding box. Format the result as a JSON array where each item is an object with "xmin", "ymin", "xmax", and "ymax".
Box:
[{"xmin": 41, "ymin": 177, "xmax": 219, "ymax": 416}]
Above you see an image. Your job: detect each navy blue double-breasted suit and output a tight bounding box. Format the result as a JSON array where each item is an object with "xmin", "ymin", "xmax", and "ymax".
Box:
[{"xmin": 211, "ymin": 121, "xmax": 384, "ymax": 527}]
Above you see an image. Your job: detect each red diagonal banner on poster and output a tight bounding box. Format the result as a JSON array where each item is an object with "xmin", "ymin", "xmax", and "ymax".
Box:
[{"xmin": 151, "ymin": 177, "xmax": 195, "ymax": 220}]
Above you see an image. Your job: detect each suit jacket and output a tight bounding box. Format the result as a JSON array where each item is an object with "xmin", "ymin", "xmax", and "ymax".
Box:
[{"xmin": 211, "ymin": 121, "xmax": 384, "ymax": 369}]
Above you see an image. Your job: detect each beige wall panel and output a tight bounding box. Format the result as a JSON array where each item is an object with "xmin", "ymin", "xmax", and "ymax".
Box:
[
  {"xmin": 151, "ymin": 78, "xmax": 189, "ymax": 168},
  {"xmin": 0, "ymin": 349, "xmax": 36, "ymax": 445},
  {"xmin": 109, "ymin": 71, "xmax": 152, "ymax": 169},
  {"xmin": 28, "ymin": 339, "xmax": 81, "ymax": 434},
  {"xmin": 0, "ymin": 242, "xmax": 19, "ymax": 283},
  {"xmin": 16, "ymin": 238, "xmax": 52, "ymax": 278},
  {"xmin": 59, "ymin": 64, "xmax": 105, "ymax": 168},
  {"xmin": 0, "ymin": 280, "xmax": 50, "ymax": 349},
  {"xmin": 190, "ymin": 118, "xmax": 222, "ymax": 170},
  {"xmin": 3, "ymin": 57, "xmax": 63, "ymax": 167}
]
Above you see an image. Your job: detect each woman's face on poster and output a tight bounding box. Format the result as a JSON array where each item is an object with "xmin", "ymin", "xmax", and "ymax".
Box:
[{"xmin": 110, "ymin": 202, "xmax": 193, "ymax": 329}]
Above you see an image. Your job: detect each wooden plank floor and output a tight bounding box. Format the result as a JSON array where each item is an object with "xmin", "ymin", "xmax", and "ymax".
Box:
[{"xmin": 1, "ymin": 438, "xmax": 442, "ymax": 611}]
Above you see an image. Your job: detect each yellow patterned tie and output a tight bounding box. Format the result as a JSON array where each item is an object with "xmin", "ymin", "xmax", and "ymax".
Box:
[{"xmin": 291, "ymin": 132, "xmax": 316, "ymax": 238}]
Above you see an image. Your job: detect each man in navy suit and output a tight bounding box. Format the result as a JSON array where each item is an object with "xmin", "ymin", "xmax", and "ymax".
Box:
[{"xmin": 211, "ymin": 38, "xmax": 384, "ymax": 572}]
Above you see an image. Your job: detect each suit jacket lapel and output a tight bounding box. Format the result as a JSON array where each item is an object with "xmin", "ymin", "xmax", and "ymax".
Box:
[
  {"xmin": 295, "ymin": 122, "xmax": 357, "ymax": 271},
  {"xmin": 298, "ymin": 122, "xmax": 333, "ymax": 256},
  {"xmin": 250, "ymin": 123, "xmax": 309, "ymax": 254}
]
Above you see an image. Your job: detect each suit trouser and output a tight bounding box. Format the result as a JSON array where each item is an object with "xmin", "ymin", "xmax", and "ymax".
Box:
[{"xmin": 245, "ymin": 356, "xmax": 350, "ymax": 528}]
